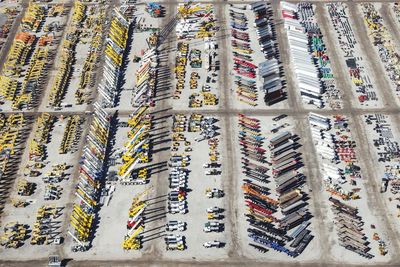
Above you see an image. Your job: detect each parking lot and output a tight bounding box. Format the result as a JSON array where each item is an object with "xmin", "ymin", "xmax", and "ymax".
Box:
[{"xmin": 3, "ymin": 1, "xmax": 400, "ymax": 267}]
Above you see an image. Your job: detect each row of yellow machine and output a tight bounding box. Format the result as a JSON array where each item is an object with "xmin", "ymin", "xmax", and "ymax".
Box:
[
  {"xmin": 29, "ymin": 113, "xmax": 54, "ymax": 162},
  {"xmin": 68, "ymin": 104, "xmax": 111, "ymax": 251},
  {"xmin": 0, "ymin": 222, "xmax": 29, "ymax": 248},
  {"xmin": 1, "ymin": 110, "xmax": 82, "ymax": 248},
  {"xmin": 68, "ymin": 4, "xmax": 134, "ymax": 251},
  {"xmin": 48, "ymin": 2, "xmax": 106, "ymax": 107},
  {"xmin": 0, "ymin": 114, "xmax": 25, "ymax": 179},
  {"xmin": 0, "ymin": 1, "xmax": 150, "ymax": 253},
  {"xmin": 59, "ymin": 115, "xmax": 83, "ymax": 154},
  {"xmin": 173, "ymin": 42, "xmax": 189, "ymax": 100},
  {"xmin": 30, "ymin": 205, "xmax": 62, "ymax": 245},
  {"xmin": 48, "ymin": 2, "xmax": 84, "ymax": 107},
  {"xmin": 189, "ymin": 92, "xmax": 218, "ymax": 108},
  {"xmin": 105, "ymin": 11, "xmax": 129, "ymax": 67},
  {"xmin": 2, "ymin": 31, "xmax": 35, "ymax": 77},
  {"xmin": 189, "ymin": 71, "xmax": 199, "ymax": 90},
  {"xmin": 0, "ymin": 3, "xmax": 68, "ymax": 110},
  {"xmin": 21, "ymin": 3, "xmax": 46, "ymax": 32},
  {"xmin": 118, "ymin": 105, "xmax": 151, "ymax": 185},
  {"xmin": 98, "ymin": 8, "xmax": 130, "ymax": 107},
  {"xmin": 0, "ymin": 114, "xmax": 27, "ymax": 247},
  {"xmin": 76, "ymin": 5, "xmax": 106, "ymax": 104},
  {"xmin": 187, "ymin": 63, "xmax": 218, "ymax": 107},
  {"xmin": 176, "ymin": 3, "xmax": 217, "ymax": 39},
  {"xmin": 1, "ymin": 30, "xmax": 40, "ymax": 110},
  {"xmin": 0, "ymin": 7, "xmax": 20, "ymax": 52},
  {"xmin": 122, "ymin": 187, "xmax": 152, "ymax": 250},
  {"xmin": 118, "ymin": 4, "xmax": 164, "ymax": 248},
  {"xmin": 18, "ymin": 113, "xmax": 56, "ymax": 207}
]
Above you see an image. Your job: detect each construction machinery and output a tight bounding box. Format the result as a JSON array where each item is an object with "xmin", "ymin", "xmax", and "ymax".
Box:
[
  {"xmin": 325, "ymin": 183, "xmax": 359, "ymax": 201},
  {"xmin": 145, "ymin": 3, "xmax": 163, "ymax": 17},
  {"xmin": 207, "ymin": 212, "xmax": 223, "ymax": 220},
  {"xmin": 44, "ymin": 184, "xmax": 62, "ymax": 200},
  {"xmin": 59, "ymin": 116, "xmax": 83, "ymax": 154},
  {"xmin": 72, "ymin": 1, "xmax": 86, "ymax": 24},
  {"xmin": 44, "ymin": 21, "xmax": 61, "ymax": 32},
  {"xmin": 3, "ymin": 32, "xmax": 35, "ymax": 76},
  {"xmin": 147, "ymin": 32, "xmax": 158, "ymax": 47},
  {"xmin": 379, "ymin": 240, "xmax": 388, "ymax": 256},
  {"xmin": 48, "ymin": 255, "xmax": 62, "ymax": 267},
  {"xmin": 123, "ymin": 225, "xmax": 144, "ymax": 250},
  {"xmin": 11, "ymin": 198, "xmax": 29, "ymax": 208},
  {"xmin": 189, "ymin": 49, "xmax": 202, "ymax": 68},
  {"xmin": 48, "ymin": 35, "xmax": 77, "ymax": 107},
  {"xmin": 119, "ymin": 106, "xmax": 152, "ymax": 183},
  {"xmin": 165, "ymin": 234, "xmax": 185, "ymax": 250},
  {"xmin": 34, "ymin": 113, "xmax": 54, "ymax": 144},
  {"xmin": 0, "ymin": 115, "xmax": 25, "ymax": 201},
  {"xmin": 0, "ymin": 76, "xmax": 18, "ymax": 101},
  {"xmin": 0, "ymin": 222, "xmax": 29, "ymax": 248},
  {"xmin": 31, "ymin": 205, "xmax": 62, "ymax": 245},
  {"xmin": 69, "ymin": 105, "xmax": 111, "ymax": 251},
  {"xmin": 21, "ymin": 3, "xmax": 44, "ymax": 32},
  {"xmin": 69, "ymin": 204, "xmax": 93, "ymax": 247},
  {"xmin": 17, "ymin": 179, "xmax": 35, "ymax": 196},
  {"xmin": 38, "ymin": 34, "xmax": 53, "ymax": 46},
  {"xmin": 123, "ymin": 187, "xmax": 152, "ymax": 250},
  {"xmin": 205, "ymin": 188, "xmax": 224, "ymax": 198},
  {"xmin": 75, "ymin": 6, "xmax": 106, "ymax": 104},
  {"xmin": 49, "ymin": 4, "xmax": 65, "ymax": 17},
  {"xmin": 43, "ymin": 164, "xmax": 67, "ymax": 184},
  {"xmin": 99, "ymin": 9, "xmax": 130, "ymax": 108}
]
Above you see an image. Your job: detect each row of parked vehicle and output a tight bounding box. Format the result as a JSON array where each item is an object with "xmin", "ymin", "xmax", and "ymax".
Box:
[
  {"xmin": 163, "ymin": 115, "xmax": 192, "ymax": 251},
  {"xmin": 250, "ymin": 2, "xmax": 284, "ymax": 106},
  {"xmin": 269, "ymin": 119, "xmax": 313, "ymax": 255},
  {"xmin": 297, "ymin": 3, "xmax": 342, "ymax": 110},
  {"xmin": 167, "ymin": 114, "xmax": 226, "ymax": 250},
  {"xmin": 168, "ymin": 153, "xmax": 189, "ymax": 215},
  {"xmin": 166, "ymin": 150, "xmax": 188, "ymax": 251},
  {"xmin": 308, "ymin": 112, "xmax": 383, "ymax": 258},
  {"xmin": 229, "ymin": 6, "xmax": 257, "ymax": 106},
  {"xmin": 238, "ymin": 114, "xmax": 312, "ymax": 257},
  {"xmin": 330, "ymin": 197, "xmax": 375, "ymax": 258}
]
